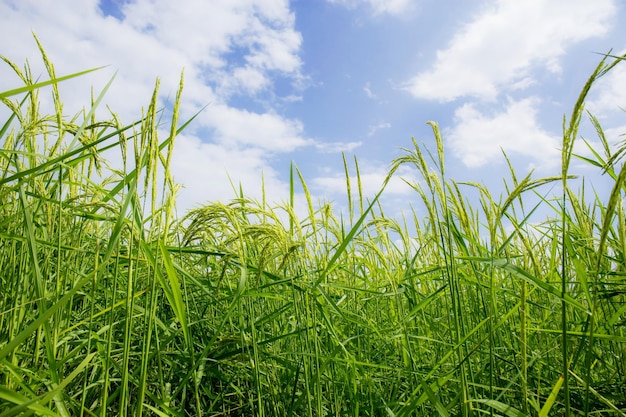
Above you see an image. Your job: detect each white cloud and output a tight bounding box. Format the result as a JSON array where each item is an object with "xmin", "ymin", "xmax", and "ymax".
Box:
[
  {"xmin": 314, "ymin": 141, "xmax": 363, "ymax": 153},
  {"xmin": 404, "ymin": 0, "xmax": 616, "ymax": 102},
  {"xmin": 587, "ymin": 53, "xmax": 626, "ymax": 115},
  {"xmin": 202, "ymin": 105, "xmax": 312, "ymax": 151},
  {"xmin": 312, "ymin": 163, "xmax": 416, "ymax": 197},
  {"xmin": 367, "ymin": 122, "xmax": 391, "ymax": 137},
  {"xmin": 170, "ymin": 133, "xmax": 290, "ymax": 211},
  {"xmin": 120, "ymin": 0, "xmax": 302, "ymax": 73},
  {"xmin": 448, "ymin": 97, "xmax": 561, "ymax": 167},
  {"xmin": 327, "ymin": 0, "xmax": 416, "ymax": 16},
  {"xmin": 0, "ymin": 0, "xmax": 314, "ymax": 214},
  {"xmin": 217, "ymin": 66, "xmax": 270, "ymax": 96},
  {"xmin": 364, "ymin": 81, "xmax": 376, "ymax": 98},
  {"xmin": 603, "ymin": 125, "xmax": 626, "ymax": 149}
]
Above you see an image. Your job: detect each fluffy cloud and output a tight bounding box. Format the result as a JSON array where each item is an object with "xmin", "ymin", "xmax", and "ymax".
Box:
[
  {"xmin": 202, "ymin": 105, "xmax": 312, "ymax": 151},
  {"xmin": 314, "ymin": 141, "xmax": 363, "ymax": 153},
  {"xmin": 404, "ymin": 0, "xmax": 616, "ymax": 102},
  {"xmin": 448, "ymin": 97, "xmax": 561, "ymax": 167},
  {"xmin": 170, "ymin": 133, "xmax": 290, "ymax": 211},
  {"xmin": 367, "ymin": 122, "xmax": 391, "ymax": 137},
  {"xmin": 587, "ymin": 52, "xmax": 626, "ymax": 116},
  {"xmin": 312, "ymin": 162, "xmax": 416, "ymax": 197},
  {"xmin": 0, "ymin": 0, "xmax": 327, "ymax": 213},
  {"xmin": 364, "ymin": 82, "xmax": 376, "ymax": 99}
]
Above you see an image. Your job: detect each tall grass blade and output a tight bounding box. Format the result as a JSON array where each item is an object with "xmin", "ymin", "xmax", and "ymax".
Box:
[
  {"xmin": 0, "ymin": 66, "xmax": 106, "ymax": 100},
  {"xmin": 539, "ymin": 375, "xmax": 564, "ymax": 417}
]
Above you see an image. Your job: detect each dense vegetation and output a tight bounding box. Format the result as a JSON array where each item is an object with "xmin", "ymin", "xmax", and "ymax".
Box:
[{"xmin": 1, "ymin": 43, "xmax": 625, "ymax": 416}]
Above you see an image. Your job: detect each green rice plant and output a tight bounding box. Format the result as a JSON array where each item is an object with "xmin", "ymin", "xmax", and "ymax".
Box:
[
  {"xmin": 1, "ymin": 40, "xmax": 625, "ymax": 416},
  {"xmin": 0, "ymin": 38, "xmax": 194, "ymax": 416}
]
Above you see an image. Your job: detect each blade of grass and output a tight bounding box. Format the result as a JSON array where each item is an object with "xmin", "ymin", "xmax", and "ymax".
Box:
[
  {"xmin": 539, "ymin": 375, "xmax": 564, "ymax": 417},
  {"xmin": 0, "ymin": 66, "xmax": 106, "ymax": 100}
]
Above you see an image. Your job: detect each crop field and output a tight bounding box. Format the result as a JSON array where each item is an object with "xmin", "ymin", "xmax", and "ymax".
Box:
[{"xmin": 1, "ymin": 45, "xmax": 625, "ymax": 416}]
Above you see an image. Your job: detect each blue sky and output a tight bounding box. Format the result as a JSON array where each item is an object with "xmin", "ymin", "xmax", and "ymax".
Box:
[{"xmin": 1, "ymin": 0, "xmax": 625, "ymax": 219}]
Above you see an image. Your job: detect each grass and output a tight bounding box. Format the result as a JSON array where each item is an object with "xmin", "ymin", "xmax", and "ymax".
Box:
[{"xmin": 0, "ymin": 40, "xmax": 625, "ymax": 416}]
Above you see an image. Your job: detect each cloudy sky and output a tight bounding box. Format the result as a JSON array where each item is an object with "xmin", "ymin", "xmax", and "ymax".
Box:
[{"xmin": 1, "ymin": 0, "xmax": 625, "ymax": 219}]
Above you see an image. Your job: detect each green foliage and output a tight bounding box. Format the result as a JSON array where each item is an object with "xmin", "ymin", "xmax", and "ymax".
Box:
[{"xmin": 1, "ymin": 41, "xmax": 625, "ymax": 416}]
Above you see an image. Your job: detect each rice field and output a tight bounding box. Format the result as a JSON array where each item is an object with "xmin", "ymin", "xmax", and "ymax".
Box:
[{"xmin": 1, "ymin": 44, "xmax": 625, "ymax": 416}]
